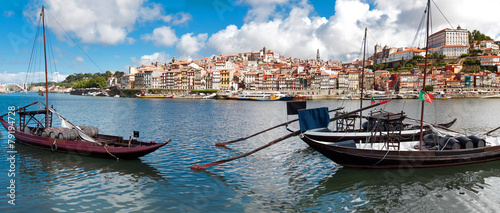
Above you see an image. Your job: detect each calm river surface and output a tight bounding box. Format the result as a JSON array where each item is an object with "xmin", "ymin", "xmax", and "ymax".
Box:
[{"xmin": 1, "ymin": 93, "xmax": 500, "ymax": 212}]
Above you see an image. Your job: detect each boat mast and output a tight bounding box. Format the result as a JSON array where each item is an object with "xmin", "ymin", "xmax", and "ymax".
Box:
[
  {"xmin": 42, "ymin": 5, "xmax": 49, "ymax": 128},
  {"xmin": 419, "ymin": 0, "xmax": 431, "ymax": 150},
  {"xmin": 360, "ymin": 27, "xmax": 367, "ymax": 129}
]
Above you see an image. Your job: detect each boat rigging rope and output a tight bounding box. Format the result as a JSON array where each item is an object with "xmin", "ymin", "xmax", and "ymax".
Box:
[
  {"xmin": 373, "ymin": 147, "xmax": 391, "ymax": 167},
  {"xmin": 440, "ymin": 137, "xmax": 452, "ymax": 151},
  {"xmin": 104, "ymin": 146, "xmax": 120, "ymax": 162},
  {"xmin": 51, "ymin": 138, "xmax": 57, "ymax": 151}
]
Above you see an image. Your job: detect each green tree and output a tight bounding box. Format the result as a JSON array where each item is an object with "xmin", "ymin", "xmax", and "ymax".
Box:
[
  {"xmin": 104, "ymin": 71, "xmax": 113, "ymax": 79},
  {"xmin": 469, "ymin": 30, "xmax": 493, "ymax": 43},
  {"xmin": 413, "ymin": 55, "xmax": 424, "ymax": 60},
  {"xmin": 114, "ymin": 71, "xmax": 125, "ymax": 78}
]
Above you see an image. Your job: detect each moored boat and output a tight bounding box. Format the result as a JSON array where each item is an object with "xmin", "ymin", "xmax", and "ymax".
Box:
[
  {"xmin": 1, "ymin": 6, "xmax": 169, "ymax": 160},
  {"xmin": 295, "ymin": 0, "xmax": 500, "ymax": 169},
  {"xmin": 236, "ymin": 91, "xmax": 296, "ymax": 101}
]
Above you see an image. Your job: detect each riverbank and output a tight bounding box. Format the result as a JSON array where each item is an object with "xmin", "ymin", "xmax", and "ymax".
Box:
[{"xmin": 66, "ymin": 87, "xmax": 500, "ymax": 100}]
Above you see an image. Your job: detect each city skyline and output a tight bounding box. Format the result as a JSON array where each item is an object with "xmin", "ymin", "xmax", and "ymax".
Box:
[{"xmin": 1, "ymin": 0, "xmax": 500, "ymax": 83}]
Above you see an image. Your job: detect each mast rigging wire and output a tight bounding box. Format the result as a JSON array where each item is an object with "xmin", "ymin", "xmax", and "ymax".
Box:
[{"xmin": 45, "ymin": 9, "xmax": 104, "ymax": 73}]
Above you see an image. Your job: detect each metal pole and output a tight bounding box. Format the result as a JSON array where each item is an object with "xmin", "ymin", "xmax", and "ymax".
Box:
[
  {"xmin": 419, "ymin": 0, "xmax": 431, "ymax": 150},
  {"xmin": 42, "ymin": 5, "xmax": 50, "ymax": 128},
  {"xmin": 360, "ymin": 27, "xmax": 367, "ymax": 129}
]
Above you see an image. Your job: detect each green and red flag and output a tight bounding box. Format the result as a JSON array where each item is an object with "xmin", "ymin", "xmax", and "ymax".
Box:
[
  {"xmin": 370, "ymin": 95, "xmax": 375, "ymax": 105},
  {"xmin": 419, "ymin": 90, "xmax": 433, "ymax": 103}
]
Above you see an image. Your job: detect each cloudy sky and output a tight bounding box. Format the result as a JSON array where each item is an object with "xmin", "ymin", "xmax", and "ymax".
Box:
[{"xmin": 1, "ymin": 0, "xmax": 500, "ymax": 83}]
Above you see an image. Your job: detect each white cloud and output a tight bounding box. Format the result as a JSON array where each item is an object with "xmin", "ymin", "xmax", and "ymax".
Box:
[
  {"xmin": 4, "ymin": 11, "xmax": 14, "ymax": 18},
  {"xmin": 141, "ymin": 26, "xmax": 178, "ymax": 47},
  {"xmin": 177, "ymin": 33, "xmax": 208, "ymax": 59},
  {"xmin": 132, "ymin": 51, "xmax": 170, "ymax": 66},
  {"xmin": 208, "ymin": 0, "xmax": 500, "ymax": 62},
  {"xmin": 208, "ymin": 2, "xmax": 329, "ymax": 60},
  {"xmin": 23, "ymin": 0, "xmax": 192, "ymax": 45},
  {"xmin": 0, "ymin": 71, "xmax": 68, "ymax": 83},
  {"xmin": 239, "ymin": 0, "xmax": 290, "ymax": 22},
  {"xmin": 75, "ymin": 56, "xmax": 84, "ymax": 62},
  {"xmin": 163, "ymin": 12, "xmax": 193, "ymax": 25}
]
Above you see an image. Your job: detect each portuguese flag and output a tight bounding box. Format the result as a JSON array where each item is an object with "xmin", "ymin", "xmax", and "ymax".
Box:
[
  {"xmin": 419, "ymin": 90, "xmax": 434, "ymax": 103},
  {"xmin": 370, "ymin": 95, "xmax": 375, "ymax": 105}
]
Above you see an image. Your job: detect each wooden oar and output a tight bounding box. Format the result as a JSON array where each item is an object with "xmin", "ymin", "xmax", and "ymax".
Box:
[
  {"xmin": 404, "ymin": 116, "xmax": 465, "ymax": 135},
  {"xmin": 485, "ymin": 126, "xmax": 500, "ymax": 136},
  {"xmin": 192, "ymin": 131, "xmax": 300, "ymax": 170},
  {"xmin": 215, "ymin": 107, "xmax": 345, "ymax": 147},
  {"xmin": 192, "ymin": 101, "xmax": 389, "ymax": 170}
]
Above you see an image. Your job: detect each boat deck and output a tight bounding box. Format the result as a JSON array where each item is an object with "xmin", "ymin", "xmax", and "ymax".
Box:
[{"xmin": 313, "ymin": 136, "xmax": 500, "ymax": 152}]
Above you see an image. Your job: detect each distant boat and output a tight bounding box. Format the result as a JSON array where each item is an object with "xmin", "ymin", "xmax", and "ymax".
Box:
[
  {"xmin": 236, "ymin": 91, "xmax": 295, "ymax": 101},
  {"xmin": 480, "ymin": 94, "xmax": 500, "ymax": 99},
  {"xmin": 0, "ymin": 6, "xmax": 169, "ymax": 160}
]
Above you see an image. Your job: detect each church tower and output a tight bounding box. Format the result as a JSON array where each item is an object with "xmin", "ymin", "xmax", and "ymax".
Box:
[{"xmin": 316, "ymin": 49, "xmax": 320, "ymax": 61}]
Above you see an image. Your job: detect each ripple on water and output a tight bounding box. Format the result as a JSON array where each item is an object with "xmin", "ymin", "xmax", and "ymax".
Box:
[{"xmin": 2, "ymin": 94, "xmax": 500, "ymax": 212}]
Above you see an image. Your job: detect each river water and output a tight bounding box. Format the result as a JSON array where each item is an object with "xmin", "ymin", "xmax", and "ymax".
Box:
[{"xmin": 1, "ymin": 93, "xmax": 500, "ymax": 212}]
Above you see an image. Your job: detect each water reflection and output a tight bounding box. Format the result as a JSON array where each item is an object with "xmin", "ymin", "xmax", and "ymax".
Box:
[
  {"xmin": 12, "ymin": 144, "xmax": 167, "ymax": 212},
  {"xmin": 2, "ymin": 93, "xmax": 500, "ymax": 212},
  {"xmin": 298, "ymin": 160, "xmax": 500, "ymax": 212}
]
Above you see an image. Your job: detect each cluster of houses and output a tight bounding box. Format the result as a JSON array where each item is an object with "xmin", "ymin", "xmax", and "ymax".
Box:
[{"xmin": 108, "ymin": 27, "xmax": 500, "ymax": 93}]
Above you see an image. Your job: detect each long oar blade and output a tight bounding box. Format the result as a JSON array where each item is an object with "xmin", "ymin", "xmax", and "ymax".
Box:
[
  {"xmin": 192, "ymin": 131, "xmax": 300, "ymax": 170},
  {"xmin": 192, "ymin": 102, "xmax": 389, "ymax": 170},
  {"xmin": 215, "ymin": 107, "xmax": 344, "ymax": 147}
]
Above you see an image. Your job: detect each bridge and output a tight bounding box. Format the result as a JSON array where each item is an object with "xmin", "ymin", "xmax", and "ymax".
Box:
[{"xmin": 0, "ymin": 83, "xmax": 28, "ymax": 92}]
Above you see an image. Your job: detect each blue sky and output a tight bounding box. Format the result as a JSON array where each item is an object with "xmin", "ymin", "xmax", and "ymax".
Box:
[{"xmin": 1, "ymin": 0, "xmax": 500, "ymax": 83}]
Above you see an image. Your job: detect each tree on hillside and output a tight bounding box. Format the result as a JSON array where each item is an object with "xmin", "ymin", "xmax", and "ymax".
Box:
[
  {"xmin": 469, "ymin": 30, "xmax": 493, "ymax": 43},
  {"xmin": 114, "ymin": 71, "xmax": 125, "ymax": 78}
]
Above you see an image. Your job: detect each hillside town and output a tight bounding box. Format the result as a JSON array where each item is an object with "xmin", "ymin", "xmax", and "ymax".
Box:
[
  {"xmin": 104, "ymin": 26, "xmax": 500, "ymax": 98},
  {"xmin": 3, "ymin": 26, "xmax": 500, "ymax": 98}
]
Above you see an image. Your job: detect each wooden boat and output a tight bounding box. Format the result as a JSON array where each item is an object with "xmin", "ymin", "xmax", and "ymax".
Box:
[
  {"xmin": 301, "ymin": 135, "xmax": 500, "ymax": 169},
  {"xmin": 0, "ymin": 6, "xmax": 169, "ymax": 160},
  {"xmin": 237, "ymin": 91, "xmax": 295, "ymax": 101},
  {"xmin": 1, "ymin": 110, "xmax": 168, "ymax": 159},
  {"xmin": 296, "ymin": 0, "xmax": 500, "ymax": 169},
  {"xmin": 291, "ymin": 110, "xmax": 456, "ymax": 143}
]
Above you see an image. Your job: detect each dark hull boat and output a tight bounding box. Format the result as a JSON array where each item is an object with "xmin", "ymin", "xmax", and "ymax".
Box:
[
  {"xmin": 294, "ymin": 0, "xmax": 500, "ymax": 169},
  {"xmin": 301, "ymin": 136, "xmax": 500, "ymax": 169},
  {"xmin": 300, "ymin": 119, "xmax": 456, "ymax": 143},
  {"xmin": 1, "ymin": 107, "xmax": 169, "ymax": 160},
  {"xmin": 292, "ymin": 110, "xmax": 456, "ymax": 143}
]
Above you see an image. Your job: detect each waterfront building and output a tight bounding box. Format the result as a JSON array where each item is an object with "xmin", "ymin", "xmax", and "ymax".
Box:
[
  {"xmin": 219, "ymin": 69, "xmax": 230, "ymax": 90},
  {"xmin": 428, "ymin": 27, "xmax": 469, "ymax": 58},
  {"xmin": 387, "ymin": 47, "xmax": 425, "ymax": 63},
  {"xmin": 429, "ymin": 26, "xmax": 469, "ymax": 48},
  {"xmin": 347, "ymin": 71, "xmax": 359, "ymax": 91},
  {"xmin": 338, "ymin": 72, "xmax": 349, "ymax": 90},
  {"xmin": 480, "ymin": 55, "xmax": 500, "ymax": 66},
  {"xmin": 446, "ymin": 64, "xmax": 463, "ymax": 73},
  {"xmin": 152, "ymin": 76, "xmax": 161, "ymax": 89},
  {"xmin": 362, "ymin": 71, "xmax": 375, "ymax": 91},
  {"xmin": 212, "ymin": 70, "xmax": 221, "ymax": 90},
  {"xmin": 327, "ymin": 75, "xmax": 338, "ymax": 89},
  {"xmin": 474, "ymin": 40, "xmax": 500, "ymax": 55},
  {"xmin": 399, "ymin": 72, "xmax": 418, "ymax": 89},
  {"xmin": 120, "ymin": 74, "xmax": 135, "ymax": 89},
  {"xmin": 134, "ymin": 70, "xmax": 163, "ymax": 89}
]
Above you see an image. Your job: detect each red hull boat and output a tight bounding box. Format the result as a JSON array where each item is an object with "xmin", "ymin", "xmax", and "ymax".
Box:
[
  {"xmin": 1, "ymin": 112, "xmax": 169, "ymax": 160},
  {"xmin": 1, "ymin": 6, "xmax": 169, "ymax": 160}
]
